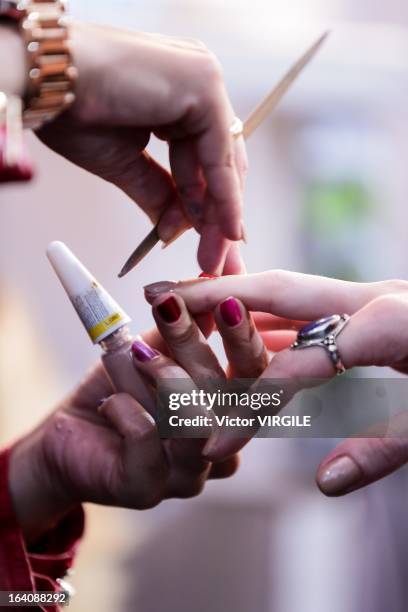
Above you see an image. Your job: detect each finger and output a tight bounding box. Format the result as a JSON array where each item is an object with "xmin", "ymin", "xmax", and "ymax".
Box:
[
  {"xmin": 165, "ymin": 455, "xmax": 210, "ymax": 499},
  {"xmin": 233, "ymin": 135, "xmax": 248, "ymax": 192},
  {"xmin": 130, "ymin": 337, "xmax": 191, "ymax": 382},
  {"xmin": 209, "ymin": 454, "xmax": 241, "ymax": 479},
  {"xmin": 157, "ymin": 202, "xmax": 191, "ymax": 245},
  {"xmin": 222, "ymin": 241, "xmax": 246, "ymax": 275},
  {"xmin": 99, "ymin": 394, "xmax": 168, "ymax": 507},
  {"xmin": 204, "ymin": 293, "xmax": 408, "ymax": 461},
  {"xmin": 145, "ymin": 271, "xmax": 408, "ymax": 320},
  {"xmin": 215, "ymin": 297, "xmax": 269, "ymax": 378},
  {"xmin": 317, "ymin": 413, "xmax": 408, "ymax": 496},
  {"xmin": 68, "ymin": 362, "xmax": 115, "ymax": 409},
  {"xmin": 197, "ymin": 224, "xmax": 230, "ymax": 274},
  {"xmin": 169, "ymin": 138, "xmax": 206, "ymax": 230},
  {"xmin": 253, "ymin": 313, "xmax": 306, "ymax": 332},
  {"xmin": 113, "ymin": 145, "xmax": 192, "ymax": 245},
  {"xmin": 196, "ymin": 85, "xmax": 244, "ymax": 241},
  {"xmin": 261, "ymin": 330, "xmax": 297, "ymax": 352},
  {"xmin": 151, "ymin": 292, "xmax": 225, "ymax": 381}
]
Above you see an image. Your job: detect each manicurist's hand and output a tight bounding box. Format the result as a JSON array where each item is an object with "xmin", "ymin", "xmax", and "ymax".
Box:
[
  {"xmin": 8, "ymin": 349, "xmax": 239, "ymax": 547},
  {"xmin": 145, "ymin": 271, "xmax": 408, "ymax": 496},
  {"xmin": 37, "ymin": 21, "xmax": 247, "ymax": 273}
]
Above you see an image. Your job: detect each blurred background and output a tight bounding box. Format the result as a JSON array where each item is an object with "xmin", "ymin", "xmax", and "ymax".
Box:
[{"xmin": 2, "ymin": 1, "xmax": 408, "ymax": 610}]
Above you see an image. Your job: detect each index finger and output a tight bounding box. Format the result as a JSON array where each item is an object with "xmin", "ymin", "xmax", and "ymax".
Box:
[
  {"xmin": 145, "ymin": 272, "xmax": 406, "ymax": 321},
  {"xmin": 196, "ymin": 86, "xmax": 244, "ymax": 242}
]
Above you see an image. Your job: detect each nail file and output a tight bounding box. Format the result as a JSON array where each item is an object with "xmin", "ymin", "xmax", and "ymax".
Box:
[{"xmin": 118, "ymin": 31, "xmax": 329, "ymax": 278}]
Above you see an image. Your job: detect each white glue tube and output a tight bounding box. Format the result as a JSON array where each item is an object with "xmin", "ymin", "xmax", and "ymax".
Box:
[{"xmin": 47, "ymin": 241, "xmax": 154, "ymax": 413}]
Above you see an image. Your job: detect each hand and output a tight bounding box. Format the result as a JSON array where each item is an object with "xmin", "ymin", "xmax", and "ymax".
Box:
[
  {"xmin": 8, "ymin": 355, "xmax": 238, "ymax": 546},
  {"xmin": 37, "ymin": 21, "xmax": 247, "ymax": 273},
  {"xmin": 144, "ymin": 271, "xmax": 408, "ymax": 495}
]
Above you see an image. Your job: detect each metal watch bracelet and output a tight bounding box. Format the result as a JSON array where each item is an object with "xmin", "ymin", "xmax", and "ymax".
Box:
[{"xmin": 0, "ymin": 0, "xmax": 77, "ymax": 130}]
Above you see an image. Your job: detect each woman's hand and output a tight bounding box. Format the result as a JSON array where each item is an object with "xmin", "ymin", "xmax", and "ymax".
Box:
[
  {"xmin": 144, "ymin": 271, "xmax": 408, "ymax": 495},
  {"xmin": 8, "ymin": 357, "xmax": 238, "ymax": 547},
  {"xmin": 38, "ymin": 21, "xmax": 247, "ymax": 273}
]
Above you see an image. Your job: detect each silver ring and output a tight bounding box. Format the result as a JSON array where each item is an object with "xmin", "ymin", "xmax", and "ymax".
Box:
[
  {"xmin": 229, "ymin": 116, "xmax": 244, "ymax": 137},
  {"xmin": 291, "ymin": 314, "xmax": 350, "ymax": 375}
]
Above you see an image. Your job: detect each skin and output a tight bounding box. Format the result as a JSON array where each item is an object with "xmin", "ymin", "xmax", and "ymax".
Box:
[
  {"xmin": 0, "ymin": 21, "xmax": 247, "ymax": 272},
  {"xmin": 0, "ymin": 18, "xmax": 249, "ymax": 543},
  {"xmin": 145, "ymin": 271, "xmax": 408, "ymax": 494},
  {"xmin": 9, "ymin": 298, "xmax": 269, "ymax": 545}
]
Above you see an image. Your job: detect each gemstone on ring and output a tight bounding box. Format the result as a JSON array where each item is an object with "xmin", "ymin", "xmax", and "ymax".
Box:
[
  {"xmin": 297, "ymin": 315, "xmax": 342, "ymax": 344},
  {"xmin": 291, "ymin": 314, "xmax": 350, "ymax": 375}
]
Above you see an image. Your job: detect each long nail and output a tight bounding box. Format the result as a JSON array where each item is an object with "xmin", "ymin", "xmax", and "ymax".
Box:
[
  {"xmin": 144, "ymin": 276, "xmax": 216, "ymax": 301},
  {"xmin": 156, "ymin": 296, "xmax": 181, "ymax": 323},
  {"xmin": 220, "ymin": 297, "xmax": 242, "ymax": 327},
  {"xmin": 161, "ymin": 227, "xmax": 187, "ymax": 250},
  {"xmin": 132, "ymin": 340, "xmax": 159, "ymax": 363},
  {"xmin": 317, "ymin": 456, "xmax": 362, "ymax": 496},
  {"xmin": 144, "ymin": 281, "xmax": 178, "ymax": 301}
]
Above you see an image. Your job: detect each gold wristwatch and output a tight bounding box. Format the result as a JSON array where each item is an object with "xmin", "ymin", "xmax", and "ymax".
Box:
[{"xmin": 0, "ymin": 0, "xmax": 77, "ymax": 129}]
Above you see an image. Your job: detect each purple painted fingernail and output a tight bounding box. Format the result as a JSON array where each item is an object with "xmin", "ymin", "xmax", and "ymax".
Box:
[
  {"xmin": 220, "ymin": 297, "xmax": 242, "ymax": 327},
  {"xmin": 131, "ymin": 340, "xmax": 159, "ymax": 363}
]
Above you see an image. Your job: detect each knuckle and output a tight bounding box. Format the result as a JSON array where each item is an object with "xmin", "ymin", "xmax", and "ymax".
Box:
[
  {"xmin": 382, "ymin": 279, "xmax": 408, "ymax": 295},
  {"xmin": 271, "ymin": 349, "xmax": 301, "ymax": 379},
  {"xmin": 123, "ymin": 470, "xmax": 168, "ymax": 510},
  {"xmin": 199, "ymin": 51, "xmax": 223, "ymax": 82},
  {"xmin": 176, "ymin": 476, "xmax": 206, "ymax": 499},
  {"xmin": 203, "ymin": 151, "xmax": 235, "ymax": 174},
  {"xmin": 265, "ymin": 269, "xmax": 290, "ymax": 303},
  {"xmin": 167, "ymin": 322, "xmax": 197, "ymax": 346},
  {"xmin": 138, "ymin": 485, "xmax": 165, "ymax": 510},
  {"xmin": 367, "ymin": 293, "xmax": 408, "ymax": 321},
  {"xmin": 178, "ymin": 181, "xmax": 205, "ymax": 201}
]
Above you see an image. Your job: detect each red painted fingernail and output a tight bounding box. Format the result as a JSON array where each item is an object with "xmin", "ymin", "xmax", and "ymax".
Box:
[
  {"xmin": 220, "ymin": 297, "xmax": 242, "ymax": 327},
  {"xmin": 199, "ymin": 273, "xmax": 218, "ymax": 279},
  {"xmin": 131, "ymin": 340, "xmax": 159, "ymax": 362},
  {"xmin": 156, "ymin": 296, "xmax": 181, "ymax": 323}
]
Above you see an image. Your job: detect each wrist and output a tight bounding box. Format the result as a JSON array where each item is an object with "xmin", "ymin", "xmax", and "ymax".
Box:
[
  {"xmin": 68, "ymin": 21, "xmax": 109, "ymax": 124},
  {"xmin": 0, "ymin": 23, "xmax": 26, "ymax": 96},
  {"xmin": 8, "ymin": 427, "xmax": 76, "ymax": 547}
]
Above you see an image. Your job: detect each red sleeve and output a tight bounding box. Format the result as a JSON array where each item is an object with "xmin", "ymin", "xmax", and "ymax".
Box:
[{"xmin": 0, "ymin": 448, "xmax": 85, "ymax": 611}]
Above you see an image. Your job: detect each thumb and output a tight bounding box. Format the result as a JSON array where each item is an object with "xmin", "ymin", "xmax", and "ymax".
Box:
[{"xmin": 317, "ymin": 415, "xmax": 408, "ymax": 496}]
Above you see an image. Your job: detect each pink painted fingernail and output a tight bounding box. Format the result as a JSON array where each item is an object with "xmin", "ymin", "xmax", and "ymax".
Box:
[
  {"xmin": 131, "ymin": 340, "xmax": 159, "ymax": 363},
  {"xmin": 317, "ymin": 456, "xmax": 362, "ymax": 496},
  {"xmin": 220, "ymin": 297, "xmax": 242, "ymax": 327}
]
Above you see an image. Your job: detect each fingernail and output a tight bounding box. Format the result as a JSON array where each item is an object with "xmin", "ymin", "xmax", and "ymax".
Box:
[
  {"xmin": 161, "ymin": 227, "xmax": 186, "ymax": 250},
  {"xmin": 157, "ymin": 296, "xmax": 182, "ymax": 323},
  {"xmin": 220, "ymin": 297, "xmax": 242, "ymax": 327},
  {"xmin": 318, "ymin": 456, "xmax": 363, "ymax": 496},
  {"xmin": 157, "ymin": 206, "xmax": 188, "ymax": 244},
  {"xmin": 134, "ymin": 412, "xmax": 157, "ymax": 435},
  {"xmin": 144, "ymin": 281, "xmax": 177, "ymax": 300},
  {"xmin": 131, "ymin": 340, "xmax": 159, "ymax": 363},
  {"xmin": 199, "ymin": 273, "xmax": 218, "ymax": 279}
]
